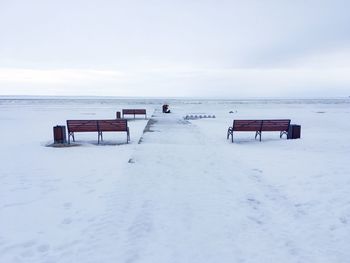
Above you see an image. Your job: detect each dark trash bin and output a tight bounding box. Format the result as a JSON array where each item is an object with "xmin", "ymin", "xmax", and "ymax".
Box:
[
  {"xmin": 53, "ymin": 125, "xmax": 67, "ymax": 144},
  {"xmin": 288, "ymin": 124, "xmax": 301, "ymax": 139},
  {"xmin": 116, "ymin": 111, "xmax": 121, "ymax": 119}
]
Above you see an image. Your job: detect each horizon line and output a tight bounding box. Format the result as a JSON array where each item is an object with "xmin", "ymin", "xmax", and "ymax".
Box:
[{"xmin": 0, "ymin": 95, "xmax": 349, "ymax": 100}]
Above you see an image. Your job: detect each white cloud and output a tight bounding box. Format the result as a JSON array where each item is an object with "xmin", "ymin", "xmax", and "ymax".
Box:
[
  {"xmin": 0, "ymin": 69, "xmax": 125, "ymax": 83},
  {"xmin": 0, "ymin": 0, "xmax": 349, "ymax": 97},
  {"xmin": 1, "ymin": 67, "xmax": 349, "ymax": 97}
]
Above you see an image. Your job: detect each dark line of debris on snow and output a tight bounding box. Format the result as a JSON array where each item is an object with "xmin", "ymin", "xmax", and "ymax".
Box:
[{"xmin": 138, "ymin": 117, "xmax": 158, "ymax": 144}]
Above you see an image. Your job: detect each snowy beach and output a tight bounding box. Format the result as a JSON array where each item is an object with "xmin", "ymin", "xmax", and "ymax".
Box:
[{"xmin": 0, "ymin": 97, "xmax": 350, "ymax": 263}]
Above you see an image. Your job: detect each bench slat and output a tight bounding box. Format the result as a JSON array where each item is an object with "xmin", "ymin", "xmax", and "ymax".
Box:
[
  {"xmin": 122, "ymin": 109, "xmax": 146, "ymax": 114},
  {"xmin": 67, "ymin": 120, "xmax": 98, "ymax": 132},
  {"xmin": 233, "ymin": 120, "xmax": 262, "ymax": 131},
  {"xmin": 261, "ymin": 119, "xmax": 290, "ymax": 131},
  {"xmin": 98, "ymin": 119, "xmax": 128, "ymax": 131},
  {"xmin": 133, "ymin": 109, "xmax": 146, "ymax": 114}
]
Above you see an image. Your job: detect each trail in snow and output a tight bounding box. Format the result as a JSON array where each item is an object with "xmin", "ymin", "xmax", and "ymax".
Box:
[{"xmin": 84, "ymin": 110, "xmax": 346, "ymax": 263}]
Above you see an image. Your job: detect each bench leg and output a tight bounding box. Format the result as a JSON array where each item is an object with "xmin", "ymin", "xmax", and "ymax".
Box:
[
  {"xmin": 98, "ymin": 131, "xmax": 103, "ymax": 144},
  {"xmin": 127, "ymin": 128, "xmax": 130, "ymax": 143},
  {"xmin": 280, "ymin": 131, "xmax": 287, "ymax": 138},
  {"xmin": 227, "ymin": 127, "xmax": 233, "ymax": 143},
  {"xmin": 68, "ymin": 132, "xmax": 75, "ymax": 144},
  {"xmin": 255, "ymin": 131, "xmax": 261, "ymax": 141}
]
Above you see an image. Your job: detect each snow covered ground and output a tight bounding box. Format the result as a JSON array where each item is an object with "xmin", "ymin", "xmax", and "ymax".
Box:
[{"xmin": 0, "ymin": 97, "xmax": 349, "ymax": 263}]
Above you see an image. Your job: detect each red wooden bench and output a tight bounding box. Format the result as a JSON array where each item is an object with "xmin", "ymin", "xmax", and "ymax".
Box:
[
  {"xmin": 122, "ymin": 109, "xmax": 147, "ymax": 119},
  {"xmin": 227, "ymin": 119, "xmax": 290, "ymax": 142},
  {"xmin": 67, "ymin": 119, "xmax": 130, "ymax": 144}
]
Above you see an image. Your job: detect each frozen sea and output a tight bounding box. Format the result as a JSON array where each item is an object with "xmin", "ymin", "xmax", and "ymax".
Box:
[{"xmin": 0, "ymin": 97, "xmax": 349, "ymax": 263}]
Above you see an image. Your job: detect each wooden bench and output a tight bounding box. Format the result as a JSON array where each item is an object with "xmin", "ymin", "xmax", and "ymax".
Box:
[
  {"xmin": 122, "ymin": 109, "xmax": 147, "ymax": 119},
  {"xmin": 67, "ymin": 119, "xmax": 130, "ymax": 144},
  {"xmin": 227, "ymin": 119, "xmax": 290, "ymax": 142}
]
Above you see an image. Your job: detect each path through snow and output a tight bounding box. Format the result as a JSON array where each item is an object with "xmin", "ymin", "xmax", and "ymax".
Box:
[{"xmin": 83, "ymin": 110, "xmax": 347, "ymax": 262}]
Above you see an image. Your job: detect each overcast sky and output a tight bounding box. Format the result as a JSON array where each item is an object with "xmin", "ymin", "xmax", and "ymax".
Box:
[{"xmin": 0, "ymin": 0, "xmax": 349, "ymax": 97}]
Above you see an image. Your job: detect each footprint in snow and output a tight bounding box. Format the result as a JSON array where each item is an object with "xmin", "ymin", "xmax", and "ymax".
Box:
[
  {"xmin": 339, "ymin": 217, "xmax": 348, "ymax": 224},
  {"xmin": 62, "ymin": 218, "xmax": 72, "ymax": 224},
  {"xmin": 63, "ymin": 202, "xmax": 72, "ymax": 209},
  {"xmin": 247, "ymin": 197, "xmax": 261, "ymax": 210},
  {"xmin": 37, "ymin": 244, "xmax": 50, "ymax": 253},
  {"xmin": 247, "ymin": 216, "xmax": 263, "ymax": 225}
]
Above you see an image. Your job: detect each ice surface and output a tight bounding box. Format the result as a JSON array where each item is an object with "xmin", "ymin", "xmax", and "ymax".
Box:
[{"xmin": 0, "ymin": 97, "xmax": 349, "ymax": 262}]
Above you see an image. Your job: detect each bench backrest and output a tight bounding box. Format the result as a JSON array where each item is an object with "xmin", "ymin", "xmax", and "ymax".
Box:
[
  {"xmin": 233, "ymin": 120, "xmax": 263, "ymax": 131},
  {"xmin": 133, "ymin": 109, "xmax": 146, "ymax": 114},
  {"xmin": 261, "ymin": 119, "xmax": 290, "ymax": 131},
  {"xmin": 232, "ymin": 119, "xmax": 291, "ymax": 132},
  {"xmin": 122, "ymin": 109, "xmax": 146, "ymax": 114},
  {"xmin": 67, "ymin": 119, "xmax": 128, "ymax": 132},
  {"xmin": 98, "ymin": 119, "xmax": 128, "ymax": 132},
  {"xmin": 67, "ymin": 120, "xmax": 99, "ymax": 132}
]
